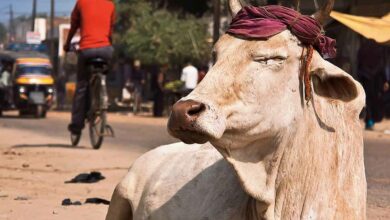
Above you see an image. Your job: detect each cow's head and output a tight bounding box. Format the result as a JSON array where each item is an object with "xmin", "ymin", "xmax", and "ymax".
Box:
[
  {"xmin": 168, "ymin": 0, "xmax": 363, "ymax": 150},
  {"xmin": 168, "ymin": 1, "xmax": 366, "ymax": 210}
]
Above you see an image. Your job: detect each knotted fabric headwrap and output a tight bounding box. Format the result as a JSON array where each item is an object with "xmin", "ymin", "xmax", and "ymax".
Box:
[{"xmin": 227, "ymin": 5, "xmax": 336, "ymax": 59}]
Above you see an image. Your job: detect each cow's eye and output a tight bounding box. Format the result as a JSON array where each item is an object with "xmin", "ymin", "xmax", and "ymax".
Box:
[
  {"xmin": 271, "ymin": 56, "xmax": 287, "ymax": 61},
  {"xmin": 254, "ymin": 56, "xmax": 286, "ymax": 64}
]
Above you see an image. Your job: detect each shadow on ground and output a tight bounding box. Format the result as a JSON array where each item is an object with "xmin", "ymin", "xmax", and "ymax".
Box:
[
  {"xmin": 12, "ymin": 144, "xmax": 89, "ymax": 150},
  {"xmin": 0, "ymin": 115, "xmax": 41, "ymax": 120}
]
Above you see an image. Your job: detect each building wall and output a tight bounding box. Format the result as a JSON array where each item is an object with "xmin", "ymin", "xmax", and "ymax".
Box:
[
  {"xmin": 35, "ymin": 18, "xmax": 47, "ymax": 41},
  {"xmin": 14, "ymin": 20, "xmax": 31, "ymax": 42},
  {"xmin": 13, "ymin": 18, "xmax": 47, "ymax": 43}
]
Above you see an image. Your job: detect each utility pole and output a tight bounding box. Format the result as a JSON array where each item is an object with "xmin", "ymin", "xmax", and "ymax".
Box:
[
  {"xmin": 50, "ymin": 0, "xmax": 55, "ymax": 41},
  {"xmin": 9, "ymin": 4, "xmax": 14, "ymax": 42},
  {"xmin": 50, "ymin": 0, "xmax": 56, "ymax": 75},
  {"xmin": 212, "ymin": 0, "xmax": 221, "ymax": 63},
  {"xmin": 213, "ymin": 0, "xmax": 221, "ymax": 45},
  {"xmin": 31, "ymin": 0, "xmax": 37, "ymax": 31}
]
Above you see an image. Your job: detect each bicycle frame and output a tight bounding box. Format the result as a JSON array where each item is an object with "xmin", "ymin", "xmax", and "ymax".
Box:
[
  {"xmin": 87, "ymin": 62, "xmax": 114, "ymax": 147},
  {"xmin": 89, "ymin": 72, "xmax": 108, "ymax": 113}
]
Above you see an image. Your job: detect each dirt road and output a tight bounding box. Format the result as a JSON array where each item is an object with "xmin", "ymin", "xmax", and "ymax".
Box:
[{"xmin": 0, "ymin": 111, "xmax": 389, "ymax": 219}]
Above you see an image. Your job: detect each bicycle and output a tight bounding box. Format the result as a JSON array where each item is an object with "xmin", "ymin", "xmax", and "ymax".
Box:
[{"xmin": 70, "ymin": 57, "xmax": 114, "ymax": 149}]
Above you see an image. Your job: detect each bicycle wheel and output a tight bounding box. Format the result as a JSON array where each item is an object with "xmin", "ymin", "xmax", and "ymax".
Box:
[
  {"xmin": 71, "ymin": 133, "xmax": 81, "ymax": 146},
  {"xmin": 88, "ymin": 73, "xmax": 107, "ymax": 150},
  {"xmin": 89, "ymin": 111, "xmax": 106, "ymax": 149}
]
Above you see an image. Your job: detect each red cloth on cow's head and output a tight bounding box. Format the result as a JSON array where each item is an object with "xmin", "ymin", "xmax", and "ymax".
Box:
[{"xmin": 226, "ymin": 5, "xmax": 336, "ymax": 59}]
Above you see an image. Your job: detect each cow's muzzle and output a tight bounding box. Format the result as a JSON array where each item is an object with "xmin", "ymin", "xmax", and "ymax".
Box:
[{"xmin": 168, "ymin": 99, "xmax": 211, "ymax": 144}]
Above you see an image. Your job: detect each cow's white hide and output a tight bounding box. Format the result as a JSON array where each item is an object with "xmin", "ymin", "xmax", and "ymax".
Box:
[
  {"xmin": 106, "ymin": 29, "xmax": 366, "ymax": 220},
  {"xmin": 106, "ymin": 142, "xmax": 253, "ymax": 220}
]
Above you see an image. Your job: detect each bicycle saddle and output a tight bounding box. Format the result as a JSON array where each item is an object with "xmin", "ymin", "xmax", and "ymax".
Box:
[{"xmin": 87, "ymin": 57, "xmax": 108, "ymax": 66}]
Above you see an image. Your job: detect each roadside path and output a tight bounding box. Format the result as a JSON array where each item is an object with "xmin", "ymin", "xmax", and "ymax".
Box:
[{"xmin": 0, "ymin": 111, "xmax": 389, "ymax": 219}]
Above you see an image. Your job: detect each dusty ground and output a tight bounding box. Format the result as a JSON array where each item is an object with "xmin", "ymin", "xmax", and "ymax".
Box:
[
  {"xmin": 0, "ymin": 111, "xmax": 389, "ymax": 219},
  {"xmin": 364, "ymin": 122, "xmax": 390, "ymax": 219},
  {"xmin": 0, "ymin": 111, "xmax": 175, "ymax": 220}
]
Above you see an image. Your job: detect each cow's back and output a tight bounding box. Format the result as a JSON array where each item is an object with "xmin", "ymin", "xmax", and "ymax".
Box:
[{"xmin": 120, "ymin": 142, "xmax": 248, "ymax": 220}]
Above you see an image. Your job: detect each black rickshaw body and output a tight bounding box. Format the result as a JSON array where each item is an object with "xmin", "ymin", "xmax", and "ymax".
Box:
[{"xmin": 0, "ymin": 51, "xmax": 55, "ymax": 118}]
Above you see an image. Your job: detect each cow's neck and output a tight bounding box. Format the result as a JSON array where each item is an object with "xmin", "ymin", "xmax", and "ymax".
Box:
[
  {"xmin": 220, "ymin": 102, "xmax": 365, "ymax": 220},
  {"xmin": 248, "ymin": 110, "xmax": 364, "ymax": 220},
  {"xmin": 220, "ymin": 135, "xmax": 285, "ymax": 219},
  {"xmin": 270, "ymin": 116, "xmax": 336, "ymax": 219}
]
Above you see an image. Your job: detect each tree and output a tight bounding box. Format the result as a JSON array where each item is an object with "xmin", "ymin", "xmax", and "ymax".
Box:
[
  {"xmin": 115, "ymin": 0, "xmax": 211, "ymax": 67},
  {"xmin": 151, "ymin": 0, "xmax": 210, "ymax": 17}
]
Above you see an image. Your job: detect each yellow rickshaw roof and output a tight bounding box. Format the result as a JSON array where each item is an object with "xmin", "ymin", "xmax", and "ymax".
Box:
[{"xmin": 16, "ymin": 58, "xmax": 52, "ymax": 67}]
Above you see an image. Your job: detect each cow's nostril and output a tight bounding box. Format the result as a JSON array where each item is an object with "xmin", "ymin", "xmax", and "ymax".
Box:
[
  {"xmin": 187, "ymin": 103, "xmax": 206, "ymax": 116},
  {"xmin": 168, "ymin": 100, "xmax": 207, "ymax": 134}
]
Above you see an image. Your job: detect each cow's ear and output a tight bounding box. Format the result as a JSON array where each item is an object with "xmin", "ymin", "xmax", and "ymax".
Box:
[{"xmin": 309, "ymin": 53, "xmax": 365, "ymax": 112}]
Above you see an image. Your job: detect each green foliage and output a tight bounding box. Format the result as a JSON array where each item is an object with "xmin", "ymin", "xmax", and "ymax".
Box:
[
  {"xmin": 114, "ymin": 1, "xmax": 211, "ymax": 67},
  {"xmin": 151, "ymin": 0, "xmax": 210, "ymax": 17},
  {"xmin": 164, "ymin": 80, "xmax": 184, "ymax": 92}
]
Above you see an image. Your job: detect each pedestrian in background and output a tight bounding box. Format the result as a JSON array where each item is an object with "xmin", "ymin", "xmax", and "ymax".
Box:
[
  {"xmin": 131, "ymin": 60, "xmax": 146, "ymax": 113},
  {"xmin": 180, "ymin": 61, "xmax": 198, "ymax": 96},
  {"xmin": 153, "ymin": 64, "xmax": 168, "ymax": 117},
  {"xmin": 357, "ymin": 39, "xmax": 387, "ymax": 130},
  {"xmin": 0, "ymin": 63, "xmax": 11, "ymax": 88},
  {"xmin": 122, "ymin": 60, "xmax": 132, "ymax": 86},
  {"xmin": 0, "ymin": 63, "xmax": 12, "ymax": 108},
  {"xmin": 120, "ymin": 59, "xmax": 132, "ymax": 104},
  {"xmin": 384, "ymin": 51, "xmax": 390, "ymax": 116}
]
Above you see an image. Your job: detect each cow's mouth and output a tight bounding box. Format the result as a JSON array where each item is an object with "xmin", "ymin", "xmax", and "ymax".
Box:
[
  {"xmin": 168, "ymin": 129, "xmax": 212, "ymax": 144},
  {"xmin": 167, "ymin": 99, "xmax": 226, "ymax": 144}
]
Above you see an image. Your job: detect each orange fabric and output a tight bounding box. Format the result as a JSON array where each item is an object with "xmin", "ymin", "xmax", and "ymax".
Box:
[
  {"xmin": 299, "ymin": 46, "xmax": 314, "ymax": 102},
  {"xmin": 71, "ymin": 0, "xmax": 115, "ymax": 50}
]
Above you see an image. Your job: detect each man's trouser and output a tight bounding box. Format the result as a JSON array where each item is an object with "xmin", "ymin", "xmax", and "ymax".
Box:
[{"xmin": 69, "ymin": 46, "xmax": 113, "ymax": 132}]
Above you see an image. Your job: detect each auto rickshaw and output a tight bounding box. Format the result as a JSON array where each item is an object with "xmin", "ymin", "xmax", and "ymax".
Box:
[{"xmin": 0, "ymin": 51, "xmax": 54, "ymax": 118}]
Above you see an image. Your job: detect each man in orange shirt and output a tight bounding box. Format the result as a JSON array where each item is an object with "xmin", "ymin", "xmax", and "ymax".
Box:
[{"xmin": 64, "ymin": 0, "xmax": 115, "ymax": 135}]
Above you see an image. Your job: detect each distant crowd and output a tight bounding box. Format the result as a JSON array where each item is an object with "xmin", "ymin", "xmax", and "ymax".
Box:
[{"xmin": 118, "ymin": 60, "xmax": 209, "ymax": 117}]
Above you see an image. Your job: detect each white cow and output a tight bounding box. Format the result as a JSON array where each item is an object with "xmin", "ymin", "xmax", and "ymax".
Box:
[{"xmin": 106, "ymin": 0, "xmax": 367, "ymax": 219}]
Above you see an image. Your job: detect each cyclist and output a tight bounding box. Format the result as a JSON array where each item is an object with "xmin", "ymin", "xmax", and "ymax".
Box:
[{"xmin": 64, "ymin": 0, "xmax": 115, "ymax": 136}]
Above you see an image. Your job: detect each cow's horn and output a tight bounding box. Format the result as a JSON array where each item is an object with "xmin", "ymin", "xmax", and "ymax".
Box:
[
  {"xmin": 313, "ymin": 0, "xmax": 335, "ymax": 25},
  {"xmin": 293, "ymin": 0, "xmax": 300, "ymax": 12},
  {"xmin": 229, "ymin": 0, "xmax": 243, "ymax": 17}
]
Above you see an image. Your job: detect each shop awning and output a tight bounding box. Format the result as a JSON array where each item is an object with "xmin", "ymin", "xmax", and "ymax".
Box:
[{"xmin": 330, "ymin": 11, "xmax": 390, "ymax": 44}]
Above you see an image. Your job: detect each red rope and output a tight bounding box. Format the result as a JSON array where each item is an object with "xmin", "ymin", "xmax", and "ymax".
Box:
[
  {"xmin": 299, "ymin": 46, "xmax": 314, "ymax": 102},
  {"xmin": 304, "ymin": 46, "xmax": 314, "ymax": 102}
]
